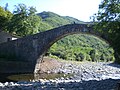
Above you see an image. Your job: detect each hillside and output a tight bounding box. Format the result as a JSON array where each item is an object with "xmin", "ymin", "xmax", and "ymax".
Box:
[
  {"xmin": 38, "ymin": 11, "xmax": 85, "ymax": 26},
  {"xmin": 37, "ymin": 11, "xmax": 85, "ymax": 32},
  {"xmin": 37, "ymin": 11, "xmax": 114, "ymax": 62}
]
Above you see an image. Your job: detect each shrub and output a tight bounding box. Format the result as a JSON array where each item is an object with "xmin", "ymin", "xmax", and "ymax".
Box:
[{"xmin": 76, "ymin": 52, "xmax": 86, "ymax": 61}]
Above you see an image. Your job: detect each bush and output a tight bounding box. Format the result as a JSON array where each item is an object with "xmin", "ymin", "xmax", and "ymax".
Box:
[
  {"xmin": 86, "ymin": 54, "xmax": 92, "ymax": 61},
  {"xmin": 76, "ymin": 52, "xmax": 86, "ymax": 61}
]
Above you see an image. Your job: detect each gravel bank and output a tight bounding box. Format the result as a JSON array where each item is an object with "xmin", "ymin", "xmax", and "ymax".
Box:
[{"xmin": 0, "ymin": 60, "xmax": 120, "ymax": 90}]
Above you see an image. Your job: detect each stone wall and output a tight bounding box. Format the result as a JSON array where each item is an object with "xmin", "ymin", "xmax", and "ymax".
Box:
[
  {"xmin": 0, "ymin": 31, "xmax": 17, "ymax": 44},
  {"xmin": 0, "ymin": 60, "xmax": 35, "ymax": 73},
  {"xmin": 0, "ymin": 31, "xmax": 12, "ymax": 43}
]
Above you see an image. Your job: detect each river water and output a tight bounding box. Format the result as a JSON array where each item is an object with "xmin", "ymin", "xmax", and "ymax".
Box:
[{"xmin": 0, "ymin": 73, "xmax": 73, "ymax": 82}]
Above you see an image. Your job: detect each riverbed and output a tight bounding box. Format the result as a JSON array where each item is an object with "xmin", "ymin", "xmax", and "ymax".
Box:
[{"xmin": 0, "ymin": 58, "xmax": 120, "ymax": 90}]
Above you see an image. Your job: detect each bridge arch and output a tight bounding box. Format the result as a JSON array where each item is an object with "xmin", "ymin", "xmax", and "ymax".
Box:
[
  {"xmin": 36, "ymin": 24, "xmax": 109, "ymax": 56},
  {"xmin": 0, "ymin": 24, "xmax": 111, "ymax": 73},
  {"xmin": 42, "ymin": 31, "xmax": 109, "ymax": 57},
  {"xmin": 33, "ymin": 24, "xmax": 110, "ymax": 73}
]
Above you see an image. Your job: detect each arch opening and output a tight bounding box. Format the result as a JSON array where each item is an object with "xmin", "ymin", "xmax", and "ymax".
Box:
[
  {"xmin": 44, "ymin": 33, "xmax": 115, "ymax": 62},
  {"xmin": 33, "ymin": 24, "xmax": 116, "ymax": 74}
]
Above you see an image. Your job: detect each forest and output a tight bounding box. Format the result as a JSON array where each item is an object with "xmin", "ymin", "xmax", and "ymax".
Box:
[{"xmin": 48, "ymin": 34, "xmax": 114, "ymax": 62}]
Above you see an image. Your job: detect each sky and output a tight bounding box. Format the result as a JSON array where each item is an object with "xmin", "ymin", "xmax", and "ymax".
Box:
[{"xmin": 0, "ymin": 0, "xmax": 102, "ymax": 22}]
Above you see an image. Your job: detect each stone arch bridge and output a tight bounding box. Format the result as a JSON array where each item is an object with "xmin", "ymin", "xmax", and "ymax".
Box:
[{"xmin": 0, "ymin": 24, "xmax": 110, "ymax": 73}]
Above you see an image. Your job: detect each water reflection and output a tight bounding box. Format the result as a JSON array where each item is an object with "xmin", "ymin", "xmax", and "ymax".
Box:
[{"xmin": 6, "ymin": 73, "xmax": 73, "ymax": 82}]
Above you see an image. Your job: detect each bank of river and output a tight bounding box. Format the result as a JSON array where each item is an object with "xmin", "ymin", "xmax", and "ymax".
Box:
[{"xmin": 0, "ymin": 58, "xmax": 120, "ymax": 90}]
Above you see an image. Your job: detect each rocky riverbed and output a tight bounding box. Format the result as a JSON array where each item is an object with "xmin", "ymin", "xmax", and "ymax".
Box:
[{"xmin": 0, "ymin": 58, "xmax": 120, "ymax": 90}]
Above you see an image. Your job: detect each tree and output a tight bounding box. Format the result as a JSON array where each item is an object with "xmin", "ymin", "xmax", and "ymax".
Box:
[
  {"xmin": 8, "ymin": 4, "xmax": 41, "ymax": 36},
  {"xmin": 0, "ymin": 6, "xmax": 13, "ymax": 31},
  {"xmin": 90, "ymin": 49, "xmax": 98, "ymax": 62},
  {"xmin": 92, "ymin": 0, "xmax": 120, "ymax": 63},
  {"xmin": 76, "ymin": 52, "xmax": 86, "ymax": 61}
]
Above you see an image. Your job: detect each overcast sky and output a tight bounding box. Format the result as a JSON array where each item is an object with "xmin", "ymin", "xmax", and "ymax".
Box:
[{"xmin": 0, "ymin": 0, "xmax": 102, "ymax": 21}]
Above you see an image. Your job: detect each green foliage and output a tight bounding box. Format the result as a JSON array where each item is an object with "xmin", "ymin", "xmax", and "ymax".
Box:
[
  {"xmin": 48, "ymin": 34, "xmax": 114, "ymax": 62},
  {"xmin": 90, "ymin": 49, "xmax": 99, "ymax": 62},
  {"xmin": 1, "ymin": 8, "xmax": 85, "ymax": 36},
  {"xmin": 7, "ymin": 4, "xmax": 41, "ymax": 36},
  {"xmin": 92, "ymin": 0, "xmax": 120, "ymax": 62},
  {"xmin": 76, "ymin": 52, "xmax": 86, "ymax": 61},
  {"xmin": 0, "ymin": 6, "xmax": 13, "ymax": 31},
  {"xmin": 38, "ymin": 22, "xmax": 53, "ymax": 32},
  {"xmin": 37, "ymin": 11, "xmax": 85, "ymax": 30},
  {"xmin": 37, "ymin": 11, "xmax": 70, "ymax": 28}
]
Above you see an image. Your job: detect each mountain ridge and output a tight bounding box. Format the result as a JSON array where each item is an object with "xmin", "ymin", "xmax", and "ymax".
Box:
[{"xmin": 37, "ymin": 11, "xmax": 86, "ymax": 31}]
